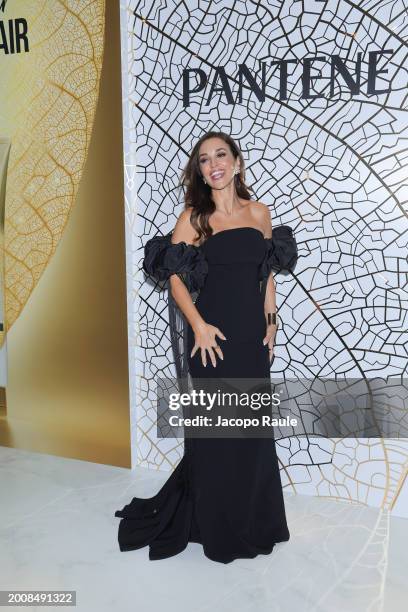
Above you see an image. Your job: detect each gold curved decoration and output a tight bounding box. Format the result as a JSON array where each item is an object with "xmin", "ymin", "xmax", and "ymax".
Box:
[
  {"xmin": 0, "ymin": 138, "xmax": 11, "ymax": 412},
  {"xmin": 0, "ymin": 139, "xmax": 10, "ymax": 344},
  {"xmin": 0, "ymin": 0, "xmax": 105, "ymax": 330}
]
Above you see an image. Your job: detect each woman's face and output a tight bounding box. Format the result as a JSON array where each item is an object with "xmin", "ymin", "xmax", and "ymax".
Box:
[{"xmin": 197, "ymin": 137, "xmax": 240, "ymax": 189}]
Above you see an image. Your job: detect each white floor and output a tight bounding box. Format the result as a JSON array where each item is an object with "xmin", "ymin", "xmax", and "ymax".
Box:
[{"xmin": 0, "ymin": 446, "xmax": 405, "ymax": 612}]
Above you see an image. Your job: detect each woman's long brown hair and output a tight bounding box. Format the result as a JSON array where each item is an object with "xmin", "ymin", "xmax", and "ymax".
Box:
[{"xmin": 179, "ymin": 131, "xmax": 255, "ymax": 244}]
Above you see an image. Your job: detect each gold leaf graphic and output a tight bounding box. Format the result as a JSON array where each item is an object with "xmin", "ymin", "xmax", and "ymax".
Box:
[{"xmin": 0, "ymin": 0, "xmax": 105, "ymax": 329}]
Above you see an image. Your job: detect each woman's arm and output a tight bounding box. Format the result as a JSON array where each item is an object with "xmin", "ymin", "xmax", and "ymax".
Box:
[
  {"xmin": 169, "ymin": 209, "xmax": 227, "ymax": 368},
  {"xmin": 169, "ymin": 209, "xmax": 206, "ymax": 332},
  {"xmin": 260, "ymin": 205, "xmax": 278, "ymax": 361},
  {"xmin": 263, "ymin": 273, "xmax": 277, "ymax": 357}
]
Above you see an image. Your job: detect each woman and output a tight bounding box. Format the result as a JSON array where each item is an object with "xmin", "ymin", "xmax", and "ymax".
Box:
[{"xmin": 115, "ymin": 131, "xmax": 298, "ymax": 564}]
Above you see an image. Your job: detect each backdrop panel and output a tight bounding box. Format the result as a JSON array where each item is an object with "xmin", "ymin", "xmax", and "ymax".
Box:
[
  {"xmin": 0, "ymin": 1, "xmax": 131, "ymax": 467},
  {"xmin": 119, "ymin": 0, "xmax": 408, "ymax": 516}
]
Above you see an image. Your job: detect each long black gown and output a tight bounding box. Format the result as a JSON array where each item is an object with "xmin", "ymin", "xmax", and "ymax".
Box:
[{"xmin": 115, "ymin": 224, "xmax": 298, "ymax": 564}]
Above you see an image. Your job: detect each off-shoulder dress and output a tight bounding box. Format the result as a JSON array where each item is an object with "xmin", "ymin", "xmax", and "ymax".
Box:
[{"xmin": 115, "ymin": 224, "xmax": 298, "ymax": 564}]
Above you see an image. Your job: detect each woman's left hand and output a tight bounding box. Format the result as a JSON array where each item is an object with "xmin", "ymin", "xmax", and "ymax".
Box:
[{"xmin": 263, "ymin": 323, "xmax": 277, "ymax": 362}]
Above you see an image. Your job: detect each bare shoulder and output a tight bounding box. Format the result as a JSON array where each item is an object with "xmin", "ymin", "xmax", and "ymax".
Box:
[
  {"xmin": 249, "ymin": 200, "xmax": 272, "ymax": 237},
  {"xmin": 172, "ymin": 206, "xmax": 198, "ymax": 245},
  {"xmin": 250, "ymin": 200, "xmax": 270, "ymax": 217}
]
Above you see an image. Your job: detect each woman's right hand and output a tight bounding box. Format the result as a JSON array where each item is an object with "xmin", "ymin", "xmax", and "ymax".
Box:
[{"xmin": 190, "ymin": 321, "xmax": 227, "ymax": 367}]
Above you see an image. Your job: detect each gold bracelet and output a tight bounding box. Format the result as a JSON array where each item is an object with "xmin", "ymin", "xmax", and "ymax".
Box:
[{"xmin": 267, "ymin": 312, "xmax": 277, "ymax": 326}]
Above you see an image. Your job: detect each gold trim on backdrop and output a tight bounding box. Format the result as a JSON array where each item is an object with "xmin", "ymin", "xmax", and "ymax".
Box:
[{"xmin": 0, "ymin": 138, "xmax": 11, "ymax": 415}]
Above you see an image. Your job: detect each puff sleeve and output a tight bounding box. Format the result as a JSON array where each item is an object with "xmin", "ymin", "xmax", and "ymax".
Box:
[
  {"xmin": 143, "ymin": 232, "xmax": 208, "ymax": 293},
  {"xmin": 259, "ymin": 225, "xmax": 298, "ymax": 280}
]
